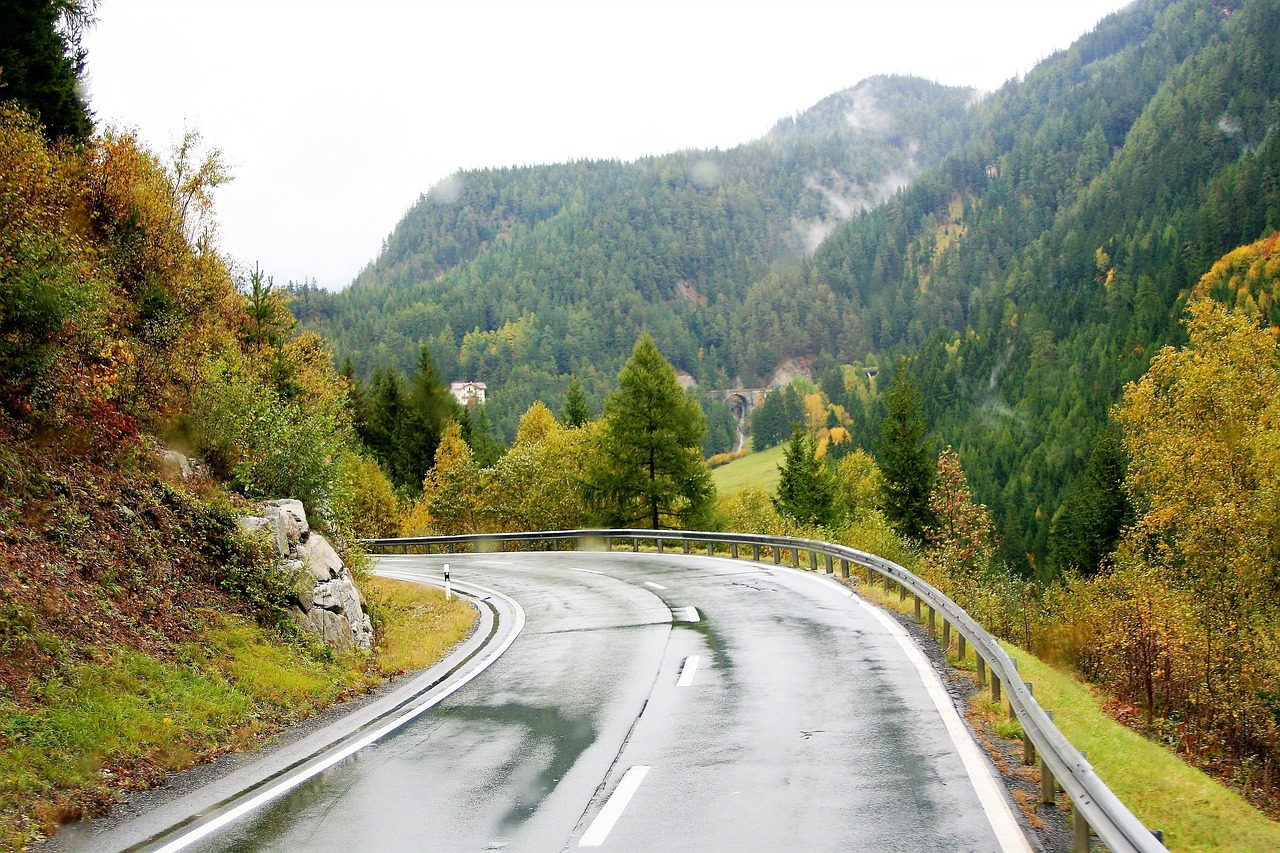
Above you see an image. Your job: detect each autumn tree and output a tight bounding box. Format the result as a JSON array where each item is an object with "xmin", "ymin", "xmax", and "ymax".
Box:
[
  {"xmin": 410, "ymin": 422, "xmax": 479, "ymax": 535},
  {"xmin": 481, "ymin": 402, "xmax": 594, "ymax": 532},
  {"xmin": 1108, "ymin": 297, "xmax": 1280, "ymax": 759},
  {"xmin": 925, "ymin": 448, "xmax": 997, "ymax": 583},
  {"xmin": 586, "ymin": 334, "xmax": 714, "ymax": 529}
]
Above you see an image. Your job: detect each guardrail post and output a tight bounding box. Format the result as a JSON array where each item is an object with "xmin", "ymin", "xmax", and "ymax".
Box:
[
  {"xmin": 882, "ymin": 573, "xmax": 891, "ymax": 594},
  {"xmin": 809, "ymin": 551, "xmax": 818, "ymax": 571},
  {"xmin": 682, "ymin": 538, "xmax": 690, "ymax": 554},
  {"xmin": 1040, "ymin": 755, "xmax": 1056, "ymax": 803},
  {"xmin": 824, "ymin": 554, "xmax": 833, "ymax": 574},
  {"xmin": 773, "ymin": 547, "xmax": 781, "ymax": 565},
  {"xmin": 752, "ymin": 543, "xmax": 759, "ymax": 561},
  {"xmin": 604, "ymin": 536, "xmax": 612, "ymax": 552},
  {"xmin": 913, "ymin": 594, "xmax": 922, "ymax": 620},
  {"xmin": 632, "ymin": 537, "xmax": 639, "ymax": 553},
  {"xmin": 1074, "ymin": 780, "xmax": 1091, "ymax": 853},
  {"xmin": 898, "ymin": 582, "xmax": 907, "ymax": 602},
  {"xmin": 1040, "ymin": 711, "xmax": 1056, "ymax": 803},
  {"xmin": 840, "ymin": 558, "xmax": 849, "ymax": 578},
  {"xmin": 791, "ymin": 548, "xmax": 799, "ymax": 568},
  {"xmin": 942, "ymin": 619, "xmax": 951, "ymax": 652},
  {"xmin": 731, "ymin": 542, "xmax": 739, "ymax": 559},
  {"xmin": 928, "ymin": 606, "xmax": 936, "ymax": 634},
  {"xmin": 658, "ymin": 539, "xmax": 665, "ymax": 554},
  {"xmin": 957, "ymin": 634, "xmax": 967, "ymax": 662},
  {"xmin": 976, "ymin": 655, "xmax": 987, "ymax": 688},
  {"xmin": 865, "ymin": 566, "xmax": 873, "ymax": 585},
  {"xmin": 992, "ymin": 674, "xmax": 1002, "ymax": 704},
  {"xmin": 1008, "ymin": 659, "xmax": 1019, "ymax": 718},
  {"xmin": 706, "ymin": 540, "xmax": 713, "ymax": 557},
  {"xmin": 1022, "ymin": 684, "xmax": 1036, "ymax": 764}
]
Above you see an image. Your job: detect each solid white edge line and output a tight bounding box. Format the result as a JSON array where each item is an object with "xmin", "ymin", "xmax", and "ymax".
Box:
[
  {"xmin": 152, "ymin": 572, "xmax": 526, "ymax": 853},
  {"xmin": 676, "ymin": 655, "xmax": 700, "ymax": 687},
  {"xmin": 643, "ymin": 581, "xmax": 668, "ymax": 590},
  {"xmin": 849, "ymin": 594, "xmax": 1033, "ymax": 853},
  {"xmin": 578, "ymin": 765, "xmax": 650, "ymax": 847}
]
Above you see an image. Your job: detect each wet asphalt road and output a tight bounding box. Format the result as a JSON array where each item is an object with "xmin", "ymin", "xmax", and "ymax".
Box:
[{"xmin": 182, "ymin": 551, "xmax": 1028, "ymax": 852}]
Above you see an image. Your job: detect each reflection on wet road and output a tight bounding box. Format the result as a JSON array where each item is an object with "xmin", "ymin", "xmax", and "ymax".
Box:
[{"xmin": 183, "ymin": 552, "xmax": 1029, "ymax": 852}]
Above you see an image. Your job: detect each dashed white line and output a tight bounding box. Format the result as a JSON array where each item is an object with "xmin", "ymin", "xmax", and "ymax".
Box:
[
  {"xmin": 578, "ymin": 765, "xmax": 650, "ymax": 847},
  {"xmin": 644, "ymin": 581, "xmax": 668, "ymax": 590},
  {"xmin": 569, "ymin": 567, "xmax": 605, "ymax": 575},
  {"xmin": 473, "ymin": 559, "xmax": 513, "ymax": 566},
  {"xmin": 677, "ymin": 655, "xmax": 700, "ymax": 687}
]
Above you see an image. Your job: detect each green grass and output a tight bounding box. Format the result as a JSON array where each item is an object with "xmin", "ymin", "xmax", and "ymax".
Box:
[
  {"xmin": 0, "ymin": 596, "xmax": 478, "ymax": 850},
  {"xmin": 851, "ymin": 579, "xmax": 1280, "ymax": 852},
  {"xmin": 364, "ymin": 576, "xmax": 477, "ymax": 674},
  {"xmin": 1004, "ymin": 640, "xmax": 1280, "ymax": 852},
  {"xmin": 711, "ymin": 443, "xmax": 785, "ymax": 495}
]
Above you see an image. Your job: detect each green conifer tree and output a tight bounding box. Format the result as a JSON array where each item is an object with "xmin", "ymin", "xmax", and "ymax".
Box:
[
  {"xmin": 586, "ymin": 334, "xmax": 714, "ymax": 529},
  {"xmin": 877, "ymin": 362, "xmax": 935, "ymax": 543},
  {"xmin": 773, "ymin": 425, "xmax": 838, "ymax": 528},
  {"xmin": 561, "ymin": 377, "xmax": 592, "ymax": 427}
]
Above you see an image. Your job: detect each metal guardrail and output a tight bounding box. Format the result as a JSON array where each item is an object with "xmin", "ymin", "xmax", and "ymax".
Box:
[{"xmin": 364, "ymin": 528, "xmax": 1168, "ymax": 853}]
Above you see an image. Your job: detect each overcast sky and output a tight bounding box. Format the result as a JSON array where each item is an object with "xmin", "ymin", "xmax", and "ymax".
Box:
[{"xmin": 83, "ymin": 0, "xmax": 1133, "ymax": 291}]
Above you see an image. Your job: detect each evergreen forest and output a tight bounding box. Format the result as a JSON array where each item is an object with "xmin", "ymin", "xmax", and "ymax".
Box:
[{"xmin": 301, "ymin": 0, "xmax": 1280, "ymax": 580}]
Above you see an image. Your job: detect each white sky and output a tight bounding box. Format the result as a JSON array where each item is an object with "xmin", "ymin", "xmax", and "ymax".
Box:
[{"xmin": 83, "ymin": 0, "xmax": 1133, "ymax": 291}]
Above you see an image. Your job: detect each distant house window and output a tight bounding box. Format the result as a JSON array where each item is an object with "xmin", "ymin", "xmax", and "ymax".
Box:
[{"xmin": 450, "ymin": 381, "xmax": 487, "ymax": 406}]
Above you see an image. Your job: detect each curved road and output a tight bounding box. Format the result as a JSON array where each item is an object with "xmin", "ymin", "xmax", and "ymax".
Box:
[{"xmin": 104, "ymin": 551, "xmax": 1032, "ymax": 851}]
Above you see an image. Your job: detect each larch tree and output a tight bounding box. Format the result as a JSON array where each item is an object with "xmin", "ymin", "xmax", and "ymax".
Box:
[{"xmin": 586, "ymin": 333, "xmax": 714, "ymax": 529}]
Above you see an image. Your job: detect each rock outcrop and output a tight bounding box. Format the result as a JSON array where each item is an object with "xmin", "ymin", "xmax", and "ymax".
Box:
[{"xmin": 238, "ymin": 499, "xmax": 373, "ymax": 651}]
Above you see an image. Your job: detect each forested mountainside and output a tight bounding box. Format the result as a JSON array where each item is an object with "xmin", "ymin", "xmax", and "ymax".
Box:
[
  {"xmin": 810, "ymin": 0, "xmax": 1280, "ymax": 572},
  {"xmin": 292, "ymin": 75, "xmax": 976, "ymax": 434},
  {"xmin": 300, "ymin": 0, "xmax": 1280, "ymax": 576}
]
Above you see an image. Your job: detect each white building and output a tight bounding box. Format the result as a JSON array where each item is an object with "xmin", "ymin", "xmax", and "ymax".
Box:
[{"xmin": 450, "ymin": 380, "xmax": 487, "ymax": 407}]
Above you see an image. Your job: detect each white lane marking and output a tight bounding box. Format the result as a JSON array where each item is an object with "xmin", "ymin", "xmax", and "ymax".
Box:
[
  {"xmin": 154, "ymin": 574, "xmax": 526, "ymax": 853},
  {"xmin": 679, "ymin": 606, "xmax": 700, "ymax": 622},
  {"xmin": 850, "ymin": 594, "xmax": 1033, "ymax": 853},
  {"xmin": 578, "ymin": 765, "xmax": 650, "ymax": 847},
  {"xmin": 569, "ymin": 567, "xmax": 605, "ymax": 575},
  {"xmin": 677, "ymin": 655, "xmax": 700, "ymax": 687},
  {"xmin": 643, "ymin": 581, "xmax": 668, "ymax": 590}
]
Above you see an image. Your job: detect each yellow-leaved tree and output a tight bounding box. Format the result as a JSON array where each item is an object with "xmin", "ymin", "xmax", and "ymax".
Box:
[{"xmin": 1107, "ymin": 296, "xmax": 1280, "ymax": 761}]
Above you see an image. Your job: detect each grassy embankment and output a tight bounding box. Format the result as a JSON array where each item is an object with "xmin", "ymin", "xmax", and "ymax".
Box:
[
  {"xmin": 711, "ymin": 443, "xmax": 784, "ymax": 495},
  {"xmin": 0, "ymin": 577, "xmax": 473, "ymax": 850},
  {"xmin": 854, "ymin": 580, "xmax": 1280, "ymax": 853}
]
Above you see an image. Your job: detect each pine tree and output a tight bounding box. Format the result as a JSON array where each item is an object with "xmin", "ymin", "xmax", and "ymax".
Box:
[
  {"xmin": 0, "ymin": 0, "xmax": 94, "ymax": 142},
  {"xmin": 1049, "ymin": 424, "xmax": 1131, "ymax": 574},
  {"xmin": 877, "ymin": 362, "xmax": 935, "ymax": 543},
  {"xmin": 561, "ymin": 377, "xmax": 592, "ymax": 427},
  {"xmin": 586, "ymin": 334, "xmax": 715, "ymax": 529},
  {"xmin": 773, "ymin": 425, "xmax": 838, "ymax": 528}
]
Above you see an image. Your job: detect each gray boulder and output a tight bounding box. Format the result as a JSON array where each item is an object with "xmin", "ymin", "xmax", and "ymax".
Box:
[{"xmin": 240, "ymin": 500, "xmax": 373, "ymax": 651}]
